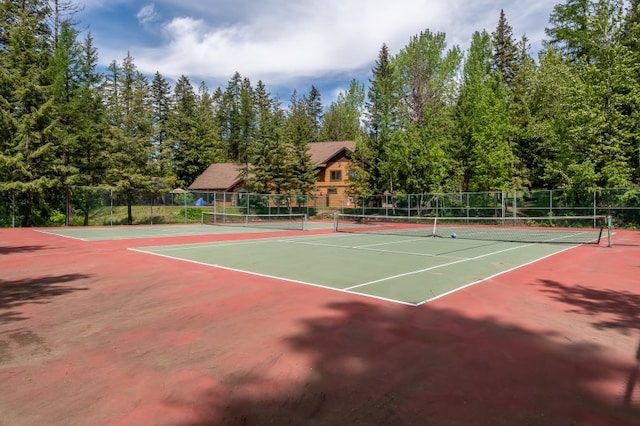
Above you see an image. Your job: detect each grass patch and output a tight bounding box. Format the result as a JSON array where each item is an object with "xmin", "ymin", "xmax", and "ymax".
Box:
[{"xmin": 68, "ymin": 205, "xmax": 205, "ymax": 226}]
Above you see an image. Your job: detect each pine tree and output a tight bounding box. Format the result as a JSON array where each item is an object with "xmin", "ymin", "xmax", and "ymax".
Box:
[
  {"xmin": 247, "ymin": 81, "xmax": 288, "ymax": 194},
  {"xmin": 74, "ymin": 32, "xmax": 109, "ymax": 225},
  {"xmin": 508, "ymin": 35, "xmax": 537, "ymax": 188},
  {"xmin": 491, "ymin": 9, "xmax": 519, "ymax": 91},
  {"xmin": 219, "ymin": 72, "xmax": 243, "ymax": 161},
  {"xmin": 47, "ymin": 20, "xmax": 82, "ymax": 225},
  {"xmin": 238, "ymin": 76, "xmax": 255, "ymax": 166},
  {"xmin": 284, "ymin": 91, "xmax": 314, "ymax": 143},
  {"xmin": 456, "ymin": 31, "xmax": 516, "ymax": 191},
  {"xmin": 282, "ymin": 92, "xmax": 316, "ymax": 196},
  {"xmin": 355, "ymin": 44, "xmax": 399, "ymax": 197},
  {"xmin": 49, "ymin": 0, "xmax": 81, "ymax": 48},
  {"xmin": 104, "ymin": 54, "xmax": 154, "ymax": 224},
  {"xmin": 0, "ymin": 0, "xmax": 56, "ymax": 226},
  {"xmin": 149, "ymin": 71, "xmax": 172, "ymax": 178},
  {"xmin": 49, "ymin": 21, "xmax": 104, "ymax": 224},
  {"xmin": 194, "ymin": 81, "xmax": 225, "ymax": 169},
  {"xmin": 170, "ymin": 75, "xmax": 198, "ymax": 187},
  {"xmin": 305, "ymin": 85, "xmax": 323, "ymax": 141}
]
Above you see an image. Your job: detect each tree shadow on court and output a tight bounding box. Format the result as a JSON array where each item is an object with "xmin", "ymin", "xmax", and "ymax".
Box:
[
  {"xmin": 0, "ymin": 274, "xmax": 91, "ymax": 324},
  {"xmin": 182, "ymin": 300, "xmax": 639, "ymax": 426},
  {"xmin": 0, "ymin": 245, "xmax": 50, "ymax": 255},
  {"xmin": 538, "ymin": 279, "xmax": 640, "ymax": 333}
]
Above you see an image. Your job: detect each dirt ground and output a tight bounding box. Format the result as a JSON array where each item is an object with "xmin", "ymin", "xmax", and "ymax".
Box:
[{"xmin": 1, "ymin": 227, "xmax": 639, "ymax": 425}]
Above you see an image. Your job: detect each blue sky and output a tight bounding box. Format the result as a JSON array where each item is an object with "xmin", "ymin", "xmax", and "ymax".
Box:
[{"xmin": 72, "ymin": 0, "xmax": 559, "ymax": 104}]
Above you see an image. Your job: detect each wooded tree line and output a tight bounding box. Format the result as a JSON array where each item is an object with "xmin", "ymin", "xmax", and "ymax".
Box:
[{"xmin": 1, "ymin": 0, "xmax": 639, "ymax": 225}]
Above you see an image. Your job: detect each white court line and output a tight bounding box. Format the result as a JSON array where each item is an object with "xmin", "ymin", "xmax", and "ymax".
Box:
[
  {"xmin": 353, "ymin": 237, "xmax": 427, "ymax": 248},
  {"xmin": 35, "ymin": 229, "xmax": 88, "ymax": 241},
  {"xmin": 277, "ymin": 240, "xmax": 355, "ymax": 249},
  {"xmin": 141, "ymin": 238, "xmax": 278, "ymax": 252},
  {"xmin": 139, "ymin": 232, "xmax": 359, "ymax": 252},
  {"xmin": 346, "ymin": 230, "xmax": 593, "ymax": 292},
  {"xmin": 130, "ymin": 230, "xmax": 594, "ymax": 307},
  {"xmin": 415, "ymin": 243, "xmax": 580, "ymax": 306},
  {"xmin": 356, "ymin": 246, "xmax": 465, "ymax": 259},
  {"xmin": 279, "ymin": 238, "xmax": 465, "ymax": 259},
  {"xmin": 344, "ymin": 242, "xmax": 539, "ymax": 291},
  {"xmin": 128, "ymin": 247, "xmax": 417, "ymax": 306}
]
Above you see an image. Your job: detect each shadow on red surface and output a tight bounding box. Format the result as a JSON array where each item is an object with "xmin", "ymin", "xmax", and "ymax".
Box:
[{"xmin": 182, "ymin": 301, "xmax": 638, "ymax": 426}]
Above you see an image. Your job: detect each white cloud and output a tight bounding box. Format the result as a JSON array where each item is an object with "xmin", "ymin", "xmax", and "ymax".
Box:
[
  {"xmin": 90, "ymin": 0, "xmax": 559, "ymax": 90},
  {"xmin": 136, "ymin": 4, "xmax": 159, "ymax": 27}
]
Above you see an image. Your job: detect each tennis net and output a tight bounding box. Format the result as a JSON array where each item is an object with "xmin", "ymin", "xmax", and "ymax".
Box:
[
  {"xmin": 202, "ymin": 211, "xmax": 307, "ymax": 231},
  {"xmin": 334, "ymin": 214, "xmax": 612, "ymax": 245}
]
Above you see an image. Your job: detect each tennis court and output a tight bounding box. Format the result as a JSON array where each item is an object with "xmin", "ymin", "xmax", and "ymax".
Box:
[
  {"xmin": 37, "ymin": 214, "xmax": 332, "ymax": 241},
  {"xmin": 131, "ymin": 213, "xmax": 610, "ymax": 305},
  {"xmin": 133, "ymin": 231, "xmax": 593, "ymax": 305},
  {"xmin": 37, "ymin": 225, "xmax": 293, "ymax": 241},
  {"xmin": 2, "ymin": 218, "xmax": 639, "ymax": 425}
]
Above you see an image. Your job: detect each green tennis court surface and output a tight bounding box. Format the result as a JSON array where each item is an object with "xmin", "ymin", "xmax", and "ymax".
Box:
[
  {"xmin": 132, "ymin": 232, "xmax": 583, "ymax": 305},
  {"xmin": 37, "ymin": 221, "xmax": 334, "ymax": 241}
]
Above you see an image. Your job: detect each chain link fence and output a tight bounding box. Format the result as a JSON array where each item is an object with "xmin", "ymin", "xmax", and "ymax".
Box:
[{"xmin": 1, "ymin": 186, "xmax": 639, "ymax": 229}]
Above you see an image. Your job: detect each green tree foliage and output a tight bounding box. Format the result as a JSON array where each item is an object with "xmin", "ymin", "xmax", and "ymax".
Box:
[
  {"xmin": 491, "ymin": 9, "xmax": 519, "ymax": 91},
  {"xmin": 47, "ymin": 20, "xmax": 80, "ymax": 223},
  {"xmin": 319, "ymin": 79, "xmax": 365, "ymax": 142},
  {"xmin": 524, "ymin": 48, "xmax": 577, "ymax": 188},
  {"xmin": 149, "ymin": 71, "xmax": 172, "ymax": 177},
  {"xmin": 5, "ymin": 2, "xmax": 640, "ymax": 229},
  {"xmin": 170, "ymin": 75, "xmax": 199, "ymax": 187},
  {"xmin": 47, "ymin": 23, "xmax": 109, "ymax": 225},
  {"xmin": 73, "ymin": 32, "xmax": 109, "ymax": 225},
  {"xmin": 0, "ymin": 0, "xmax": 56, "ymax": 225},
  {"xmin": 457, "ymin": 31, "xmax": 516, "ymax": 191},
  {"xmin": 283, "ymin": 90, "xmax": 315, "ymax": 145},
  {"xmin": 546, "ymin": 0, "xmax": 625, "ymax": 64},
  {"xmin": 194, "ymin": 81, "xmax": 225, "ymax": 167},
  {"xmin": 219, "ymin": 72, "xmax": 243, "ymax": 161},
  {"xmin": 282, "ymin": 91, "xmax": 317, "ymax": 194},
  {"xmin": 544, "ymin": 0, "xmax": 636, "ymax": 188},
  {"xmin": 247, "ymin": 82, "xmax": 289, "ymax": 194},
  {"xmin": 390, "ymin": 30, "xmax": 462, "ymax": 193},
  {"xmin": 169, "ymin": 77, "xmax": 225, "ymax": 189},
  {"xmin": 306, "ymin": 85, "xmax": 323, "ymax": 141},
  {"xmin": 622, "ymin": 0, "xmax": 640, "ymax": 180},
  {"xmin": 351, "ymin": 44, "xmax": 400, "ymax": 198},
  {"xmin": 507, "ymin": 35, "xmax": 537, "ymax": 187},
  {"xmin": 104, "ymin": 54, "xmax": 154, "ymax": 224}
]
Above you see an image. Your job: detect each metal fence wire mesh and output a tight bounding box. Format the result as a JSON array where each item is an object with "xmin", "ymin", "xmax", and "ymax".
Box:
[{"xmin": 1, "ymin": 187, "xmax": 639, "ymax": 229}]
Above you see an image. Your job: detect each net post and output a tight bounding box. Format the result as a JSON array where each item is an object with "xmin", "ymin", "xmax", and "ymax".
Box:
[
  {"xmin": 333, "ymin": 213, "xmax": 338, "ymax": 232},
  {"xmin": 432, "ymin": 216, "xmax": 438, "ymax": 237},
  {"xmin": 607, "ymin": 215, "xmax": 613, "ymax": 247},
  {"xmin": 303, "ymin": 214, "xmax": 308, "ymax": 231}
]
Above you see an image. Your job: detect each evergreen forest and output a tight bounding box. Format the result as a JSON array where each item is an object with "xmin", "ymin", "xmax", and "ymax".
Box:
[{"xmin": 2, "ymin": 0, "xmax": 640, "ymax": 225}]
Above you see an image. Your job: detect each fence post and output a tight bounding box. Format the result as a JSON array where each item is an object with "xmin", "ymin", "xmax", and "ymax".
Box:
[
  {"xmin": 110, "ymin": 189, "xmax": 113, "ymax": 226},
  {"xmin": 466, "ymin": 193, "xmax": 469, "ymax": 219},
  {"xmin": 11, "ymin": 193, "xmax": 15, "ymax": 228}
]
